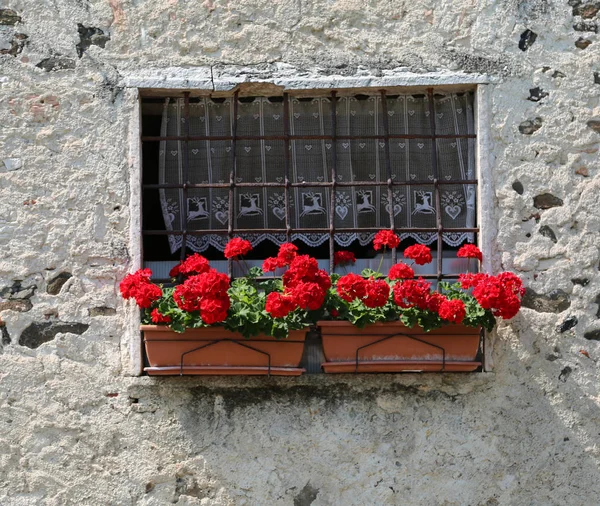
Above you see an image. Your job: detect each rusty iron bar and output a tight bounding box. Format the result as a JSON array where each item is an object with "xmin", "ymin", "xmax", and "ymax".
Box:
[
  {"xmin": 283, "ymin": 93, "xmax": 292, "ymax": 242},
  {"xmin": 180, "ymin": 93, "xmax": 191, "ymax": 264},
  {"xmin": 328, "ymin": 91, "xmax": 338, "ymax": 274},
  {"xmin": 143, "ymin": 179, "xmax": 478, "ymax": 189},
  {"xmin": 143, "ymin": 226, "xmax": 479, "ymax": 235},
  {"xmin": 380, "ymin": 89, "xmax": 397, "ymax": 265},
  {"xmin": 427, "ymin": 88, "xmax": 443, "ymax": 281},
  {"xmin": 228, "ymin": 91, "xmax": 239, "ymax": 278},
  {"xmin": 141, "ymin": 133, "xmax": 476, "ymax": 142}
]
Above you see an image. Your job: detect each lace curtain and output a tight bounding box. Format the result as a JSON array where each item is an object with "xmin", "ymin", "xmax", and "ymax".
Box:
[{"xmin": 158, "ymin": 92, "xmax": 475, "ymax": 253}]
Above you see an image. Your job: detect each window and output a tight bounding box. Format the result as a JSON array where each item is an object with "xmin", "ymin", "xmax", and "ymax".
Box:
[{"xmin": 140, "ymin": 88, "xmax": 477, "ymax": 281}]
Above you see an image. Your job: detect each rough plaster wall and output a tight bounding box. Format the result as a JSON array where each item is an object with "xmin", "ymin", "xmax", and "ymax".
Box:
[{"xmin": 1, "ymin": 0, "xmax": 600, "ymax": 504}]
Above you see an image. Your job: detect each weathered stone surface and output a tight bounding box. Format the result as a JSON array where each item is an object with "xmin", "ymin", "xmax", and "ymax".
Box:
[
  {"xmin": 521, "ymin": 288, "xmax": 571, "ymax": 313},
  {"xmin": 36, "ymin": 56, "xmax": 76, "ymax": 72},
  {"xmin": 0, "ymin": 9, "xmax": 20, "ymax": 25},
  {"xmin": 2, "ymin": 1, "xmax": 600, "ymax": 505},
  {"xmin": 595, "ymin": 294, "xmax": 600, "ymax": 318},
  {"xmin": 573, "ymin": 2, "xmax": 600, "ymax": 18},
  {"xmin": 573, "ymin": 21, "xmax": 598, "ymax": 32},
  {"xmin": 0, "ymin": 33, "xmax": 28, "ymax": 57},
  {"xmin": 518, "ymin": 29, "xmax": 537, "ymax": 51},
  {"xmin": 587, "ymin": 119, "xmax": 600, "ymax": 133},
  {"xmin": 46, "ymin": 272, "xmax": 72, "ymax": 295},
  {"xmin": 557, "ymin": 316, "xmax": 578, "ymax": 333},
  {"xmin": 0, "ymin": 280, "xmax": 36, "ymax": 300},
  {"xmin": 19, "ymin": 321, "xmax": 89, "ymax": 349},
  {"xmin": 575, "ymin": 37, "xmax": 592, "ymax": 49},
  {"xmin": 527, "ymin": 87, "xmax": 548, "ymax": 102},
  {"xmin": 0, "ymin": 324, "xmax": 10, "ymax": 345},
  {"xmin": 294, "ymin": 482, "xmax": 319, "ymax": 506},
  {"xmin": 534, "ymin": 193, "xmax": 563, "ymax": 209},
  {"xmin": 571, "ymin": 278, "xmax": 590, "ymax": 286},
  {"xmin": 539, "ymin": 225, "xmax": 557, "ymax": 242},
  {"xmin": 0, "ymin": 299, "xmax": 32, "ymax": 312},
  {"xmin": 595, "ymin": 72, "xmax": 600, "ymax": 85},
  {"xmin": 519, "ymin": 117, "xmax": 542, "ymax": 135},
  {"xmin": 512, "ymin": 181, "xmax": 524, "ymax": 194},
  {"xmin": 584, "ymin": 329, "xmax": 600, "ymax": 340},
  {"xmin": 89, "ymin": 306, "xmax": 116, "ymax": 317},
  {"xmin": 76, "ymin": 24, "xmax": 110, "ymax": 58}
]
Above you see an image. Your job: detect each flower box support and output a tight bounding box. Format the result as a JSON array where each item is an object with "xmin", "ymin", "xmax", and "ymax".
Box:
[
  {"xmin": 142, "ymin": 325, "xmax": 307, "ymax": 376},
  {"xmin": 318, "ymin": 321, "xmax": 482, "ymax": 373}
]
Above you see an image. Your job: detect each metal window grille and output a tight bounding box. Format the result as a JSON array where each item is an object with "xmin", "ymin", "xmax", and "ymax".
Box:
[{"xmin": 141, "ymin": 88, "xmax": 478, "ymax": 281}]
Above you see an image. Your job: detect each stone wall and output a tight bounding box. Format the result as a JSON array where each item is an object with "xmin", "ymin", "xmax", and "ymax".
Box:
[{"xmin": 1, "ymin": 1, "xmax": 600, "ymax": 504}]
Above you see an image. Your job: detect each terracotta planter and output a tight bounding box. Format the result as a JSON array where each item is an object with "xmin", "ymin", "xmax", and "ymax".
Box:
[
  {"xmin": 142, "ymin": 325, "xmax": 307, "ymax": 376},
  {"xmin": 318, "ymin": 321, "xmax": 482, "ymax": 373}
]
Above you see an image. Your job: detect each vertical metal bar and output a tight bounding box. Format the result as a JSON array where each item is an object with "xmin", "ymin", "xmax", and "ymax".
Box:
[
  {"xmin": 427, "ymin": 88, "xmax": 443, "ymax": 280},
  {"xmin": 180, "ymin": 92, "xmax": 191, "ymax": 264},
  {"xmin": 328, "ymin": 91, "xmax": 338, "ymax": 274},
  {"xmin": 228, "ymin": 91, "xmax": 239, "ymax": 278},
  {"xmin": 380, "ymin": 90, "xmax": 397, "ymax": 265},
  {"xmin": 283, "ymin": 93, "xmax": 292, "ymax": 243}
]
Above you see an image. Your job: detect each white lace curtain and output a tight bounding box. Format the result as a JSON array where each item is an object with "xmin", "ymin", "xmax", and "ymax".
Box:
[{"xmin": 159, "ymin": 92, "xmax": 475, "ymax": 253}]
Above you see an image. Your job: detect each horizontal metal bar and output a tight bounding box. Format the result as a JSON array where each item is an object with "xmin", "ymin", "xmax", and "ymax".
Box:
[
  {"xmin": 141, "ymin": 133, "xmax": 477, "ymax": 142},
  {"xmin": 143, "ymin": 179, "xmax": 478, "ymax": 190},
  {"xmin": 143, "ymin": 227, "xmax": 480, "ymax": 236}
]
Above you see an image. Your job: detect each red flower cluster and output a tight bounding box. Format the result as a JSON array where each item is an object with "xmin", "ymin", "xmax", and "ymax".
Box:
[
  {"xmin": 388, "ymin": 262, "xmax": 414, "ymax": 280},
  {"xmin": 392, "ymin": 278, "xmax": 432, "ymax": 309},
  {"xmin": 363, "ymin": 279, "xmax": 390, "ymax": 308},
  {"xmin": 151, "ymin": 308, "xmax": 171, "ymax": 323},
  {"xmin": 373, "ymin": 230, "xmax": 400, "ymax": 251},
  {"xmin": 336, "ymin": 274, "xmax": 389, "ymax": 308},
  {"xmin": 173, "ymin": 269, "xmax": 231, "ymax": 324},
  {"xmin": 120, "ymin": 268, "xmax": 163, "ymax": 308},
  {"xmin": 457, "ymin": 244, "xmax": 483, "ymax": 262},
  {"xmin": 337, "ymin": 273, "xmax": 368, "ymax": 302},
  {"xmin": 334, "ymin": 250, "xmax": 356, "ymax": 266},
  {"xmin": 262, "ymin": 243, "xmax": 299, "ymax": 272},
  {"xmin": 404, "ymin": 245, "xmax": 433, "ymax": 265},
  {"xmin": 224, "ymin": 238, "xmax": 252, "ymax": 259},
  {"xmin": 438, "ymin": 299, "xmax": 466, "ymax": 323},
  {"xmin": 170, "ymin": 253, "xmax": 211, "ymax": 278},
  {"xmin": 265, "ymin": 292, "xmax": 296, "ymax": 318},
  {"xmin": 461, "ymin": 271, "xmax": 524, "ymax": 319},
  {"xmin": 265, "ymin": 252, "xmax": 330, "ymax": 318}
]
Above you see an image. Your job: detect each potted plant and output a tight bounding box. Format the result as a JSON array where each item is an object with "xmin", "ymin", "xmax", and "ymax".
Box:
[
  {"xmin": 120, "ymin": 240, "xmax": 329, "ymax": 376},
  {"xmin": 317, "ymin": 231, "xmax": 525, "ymax": 373}
]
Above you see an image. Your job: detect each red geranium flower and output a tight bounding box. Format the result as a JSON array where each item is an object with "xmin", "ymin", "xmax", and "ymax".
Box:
[
  {"xmin": 262, "ymin": 257, "xmax": 279, "ymax": 273},
  {"xmin": 120, "ymin": 268, "xmax": 162, "ymax": 308},
  {"xmin": 169, "ymin": 263, "xmax": 181, "ymax": 278},
  {"xmin": 289, "ymin": 282, "xmax": 326, "ymax": 311},
  {"xmin": 336, "ymin": 273, "xmax": 368, "ymax": 302},
  {"xmin": 388, "ymin": 262, "xmax": 415, "ymax": 280},
  {"xmin": 469, "ymin": 272, "xmax": 524, "ymax": 320},
  {"xmin": 403, "ymin": 244, "xmax": 433, "ymax": 265},
  {"xmin": 392, "ymin": 277, "xmax": 432, "ymax": 309},
  {"xmin": 179, "ymin": 253, "xmax": 211, "ymax": 275},
  {"xmin": 151, "ymin": 308, "xmax": 171, "ymax": 324},
  {"xmin": 438, "ymin": 299, "xmax": 466, "ymax": 324},
  {"xmin": 224, "ymin": 238, "xmax": 252, "ymax": 259},
  {"xmin": 173, "ymin": 270, "xmax": 230, "ymax": 313},
  {"xmin": 334, "ymin": 250, "xmax": 356, "ymax": 266},
  {"xmin": 276, "ymin": 243, "xmax": 298, "ymax": 267},
  {"xmin": 457, "ymin": 244, "xmax": 483, "ymax": 262},
  {"xmin": 363, "ymin": 279, "xmax": 390, "ymax": 308},
  {"xmin": 425, "ymin": 292, "xmax": 447, "ymax": 313},
  {"xmin": 199, "ymin": 296, "xmax": 230, "ymax": 324},
  {"xmin": 373, "ymin": 230, "xmax": 400, "ymax": 251},
  {"xmin": 282, "ymin": 255, "xmax": 320, "ymax": 288},
  {"xmin": 265, "ymin": 292, "xmax": 297, "ymax": 318}
]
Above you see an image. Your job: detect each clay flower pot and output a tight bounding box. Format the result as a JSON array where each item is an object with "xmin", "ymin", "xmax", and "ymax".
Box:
[
  {"xmin": 318, "ymin": 321, "xmax": 482, "ymax": 373},
  {"xmin": 142, "ymin": 325, "xmax": 307, "ymax": 376}
]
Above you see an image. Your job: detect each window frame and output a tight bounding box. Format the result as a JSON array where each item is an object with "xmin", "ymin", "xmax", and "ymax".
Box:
[{"xmin": 123, "ymin": 74, "xmax": 496, "ymax": 376}]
